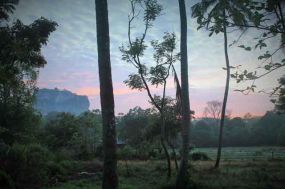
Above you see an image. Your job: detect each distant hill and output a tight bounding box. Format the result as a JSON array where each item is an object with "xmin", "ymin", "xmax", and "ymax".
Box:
[{"xmin": 35, "ymin": 88, "xmax": 90, "ymax": 115}]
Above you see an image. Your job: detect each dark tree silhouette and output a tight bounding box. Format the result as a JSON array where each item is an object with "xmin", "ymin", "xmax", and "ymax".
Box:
[
  {"xmin": 120, "ymin": 0, "xmax": 179, "ymax": 179},
  {"xmin": 191, "ymin": 0, "xmax": 250, "ymax": 168},
  {"xmin": 204, "ymin": 101, "xmax": 222, "ymax": 121},
  {"xmin": 215, "ymin": 8, "xmax": 230, "ymax": 168},
  {"xmin": 0, "ymin": 0, "xmax": 19, "ymax": 21},
  {"xmin": 272, "ymin": 76, "xmax": 285, "ymax": 114},
  {"xmin": 0, "ymin": 17, "xmax": 57, "ymax": 144},
  {"xmin": 95, "ymin": 0, "xmax": 118, "ymax": 188},
  {"xmin": 229, "ymin": 1, "xmax": 285, "ymax": 96},
  {"xmin": 176, "ymin": 0, "xmax": 191, "ymax": 187}
]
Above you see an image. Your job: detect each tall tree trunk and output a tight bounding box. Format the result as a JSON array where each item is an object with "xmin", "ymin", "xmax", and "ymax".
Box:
[
  {"xmin": 214, "ymin": 8, "xmax": 230, "ymax": 169},
  {"xmin": 95, "ymin": 0, "xmax": 118, "ymax": 188},
  {"xmin": 176, "ymin": 0, "xmax": 191, "ymax": 188}
]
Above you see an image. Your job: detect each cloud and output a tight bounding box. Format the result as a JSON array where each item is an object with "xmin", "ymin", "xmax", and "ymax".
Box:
[
  {"xmin": 12, "ymin": 0, "xmax": 279, "ymax": 116},
  {"xmin": 75, "ymin": 87, "xmax": 100, "ymax": 96},
  {"xmin": 75, "ymin": 86, "xmax": 139, "ymax": 97}
]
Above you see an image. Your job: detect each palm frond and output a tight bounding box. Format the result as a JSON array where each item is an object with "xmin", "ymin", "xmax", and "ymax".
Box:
[{"xmin": 172, "ymin": 65, "xmax": 182, "ymax": 116}]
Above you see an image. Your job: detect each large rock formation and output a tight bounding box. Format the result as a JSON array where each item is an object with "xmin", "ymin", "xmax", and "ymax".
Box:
[{"xmin": 35, "ymin": 88, "xmax": 90, "ymax": 115}]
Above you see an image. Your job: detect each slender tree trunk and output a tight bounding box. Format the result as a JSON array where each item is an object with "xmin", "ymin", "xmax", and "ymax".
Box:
[
  {"xmin": 161, "ymin": 78, "xmax": 172, "ymax": 179},
  {"xmin": 214, "ymin": 8, "xmax": 230, "ymax": 169},
  {"xmin": 277, "ymin": 2, "xmax": 285, "ymax": 32},
  {"xmin": 161, "ymin": 114, "xmax": 171, "ymax": 178},
  {"xmin": 95, "ymin": 0, "xmax": 118, "ymax": 188},
  {"xmin": 176, "ymin": 0, "xmax": 191, "ymax": 188},
  {"xmin": 124, "ymin": 159, "xmax": 130, "ymax": 176},
  {"xmin": 1, "ymin": 84, "xmax": 8, "ymax": 131},
  {"xmin": 167, "ymin": 139, "xmax": 179, "ymax": 171}
]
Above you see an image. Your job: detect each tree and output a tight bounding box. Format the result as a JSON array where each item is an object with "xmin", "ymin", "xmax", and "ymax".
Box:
[
  {"xmin": 163, "ymin": 97, "xmax": 180, "ymax": 171},
  {"xmin": 176, "ymin": 0, "xmax": 191, "ymax": 187},
  {"xmin": 41, "ymin": 113, "xmax": 80, "ymax": 150},
  {"xmin": 191, "ymin": 0, "xmax": 250, "ymax": 168},
  {"xmin": 191, "ymin": 120, "xmax": 217, "ymax": 147},
  {"xmin": 228, "ymin": 1, "xmax": 285, "ymax": 101},
  {"xmin": 203, "ymin": 100, "xmax": 232, "ymax": 124},
  {"xmin": 95, "ymin": 0, "xmax": 118, "ymax": 188},
  {"xmin": 118, "ymin": 107, "xmax": 150, "ymax": 147},
  {"xmin": 147, "ymin": 98, "xmax": 181, "ymax": 169},
  {"xmin": 0, "ymin": 9, "xmax": 57, "ymax": 145},
  {"xmin": 272, "ymin": 76, "xmax": 285, "ymax": 114},
  {"xmin": 0, "ymin": 0, "xmax": 19, "ymax": 22},
  {"xmin": 243, "ymin": 112, "xmax": 253, "ymax": 120},
  {"xmin": 250, "ymin": 111, "xmax": 285, "ymax": 145},
  {"xmin": 203, "ymin": 101, "xmax": 222, "ymax": 121},
  {"xmin": 120, "ymin": 0, "xmax": 180, "ymax": 178},
  {"xmin": 77, "ymin": 110, "xmax": 103, "ymax": 155}
]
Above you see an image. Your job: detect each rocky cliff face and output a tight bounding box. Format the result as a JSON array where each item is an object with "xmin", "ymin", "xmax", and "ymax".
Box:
[{"xmin": 35, "ymin": 88, "xmax": 90, "ymax": 115}]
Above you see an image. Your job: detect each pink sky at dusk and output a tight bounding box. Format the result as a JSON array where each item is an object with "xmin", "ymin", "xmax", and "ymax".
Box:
[{"xmin": 12, "ymin": 0, "xmax": 282, "ymax": 118}]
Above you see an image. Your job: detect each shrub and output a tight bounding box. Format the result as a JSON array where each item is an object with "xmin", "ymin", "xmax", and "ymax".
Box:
[
  {"xmin": 54, "ymin": 148, "xmax": 74, "ymax": 161},
  {"xmin": 15, "ymin": 144, "xmax": 51, "ymax": 188},
  {"xmin": 59, "ymin": 160, "xmax": 74, "ymax": 171},
  {"xmin": 95, "ymin": 144, "xmax": 103, "ymax": 159},
  {"xmin": 191, "ymin": 152, "xmax": 210, "ymax": 161},
  {"xmin": 118, "ymin": 145, "xmax": 135, "ymax": 160},
  {"xmin": 0, "ymin": 143, "xmax": 63, "ymax": 189},
  {"xmin": 0, "ymin": 170, "xmax": 15, "ymax": 189},
  {"xmin": 47, "ymin": 161, "xmax": 67, "ymax": 183}
]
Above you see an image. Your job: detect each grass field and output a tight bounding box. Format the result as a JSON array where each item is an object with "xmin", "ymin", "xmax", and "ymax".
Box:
[
  {"xmin": 47, "ymin": 147, "xmax": 285, "ymax": 189},
  {"xmin": 192, "ymin": 146, "xmax": 285, "ymax": 160}
]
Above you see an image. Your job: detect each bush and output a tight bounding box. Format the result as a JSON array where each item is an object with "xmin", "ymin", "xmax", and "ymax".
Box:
[
  {"xmin": 118, "ymin": 145, "xmax": 136, "ymax": 160},
  {"xmin": 47, "ymin": 161, "xmax": 67, "ymax": 183},
  {"xmin": 191, "ymin": 152, "xmax": 210, "ymax": 161},
  {"xmin": 95, "ymin": 144, "xmax": 103, "ymax": 159},
  {"xmin": 54, "ymin": 148, "xmax": 73, "ymax": 161},
  {"xmin": 0, "ymin": 170, "xmax": 15, "ymax": 189},
  {"xmin": 0, "ymin": 143, "xmax": 65, "ymax": 189},
  {"xmin": 59, "ymin": 160, "xmax": 75, "ymax": 172}
]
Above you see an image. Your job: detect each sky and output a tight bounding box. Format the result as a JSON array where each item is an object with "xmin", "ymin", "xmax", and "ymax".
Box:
[{"xmin": 11, "ymin": 0, "xmax": 283, "ymax": 117}]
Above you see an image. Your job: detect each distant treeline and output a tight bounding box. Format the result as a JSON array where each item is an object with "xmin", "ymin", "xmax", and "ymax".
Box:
[
  {"xmin": 1, "ymin": 105, "xmax": 284, "ymax": 188},
  {"xmin": 117, "ymin": 107, "xmax": 285, "ymax": 149},
  {"xmin": 191, "ymin": 112, "xmax": 285, "ymax": 147}
]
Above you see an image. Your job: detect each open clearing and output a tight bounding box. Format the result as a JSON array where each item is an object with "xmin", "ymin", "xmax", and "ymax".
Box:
[{"xmin": 48, "ymin": 147, "xmax": 285, "ymax": 189}]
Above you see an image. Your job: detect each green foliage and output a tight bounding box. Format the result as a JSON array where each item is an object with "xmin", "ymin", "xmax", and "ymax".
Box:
[
  {"xmin": 40, "ymin": 111, "xmax": 102, "ymax": 160},
  {"xmin": 0, "ymin": 143, "xmax": 54, "ymax": 189},
  {"xmin": 46, "ymin": 161, "xmax": 67, "ymax": 183},
  {"xmin": 272, "ymin": 76, "xmax": 285, "ymax": 114},
  {"xmin": 118, "ymin": 145, "xmax": 136, "ymax": 160},
  {"xmin": 77, "ymin": 110, "xmax": 102, "ymax": 154},
  {"xmin": 0, "ymin": 170, "xmax": 15, "ymax": 189},
  {"xmin": 47, "ymin": 158, "xmax": 285, "ymax": 189},
  {"xmin": 124, "ymin": 74, "xmax": 145, "ymax": 91},
  {"xmin": 118, "ymin": 102, "xmax": 180, "ymax": 152},
  {"xmin": 122, "ymin": 31, "xmax": 179, "ymax": 93},
  {"xmin": 149, "ymin": 65, "xmax": 168, "ymax": 86},
  {"xmin": 117, "ymin": 107, "xmax": 151, "ymax": 147},
  {"xmin": 238, "ymin": 45, "xmax": 251, "ymax": 51},
  {"xmin": 0, "ymin": 0, "xmax": 19, "ymax": 21},
  {"xmin": 118, "ymin": 107, "xmax": 285, "ymax": 150},
  {"xmin": 41, "ymin": 113, "xmax": 80, "ymax": 150},
  {"xmin": 191, "ymin": 152, "xmax": 211, "ymax": 161},
  {"xmin": 143, "ymin": 0, "xmax": 162, "ymax": 22},
  {"xmin": 0, "ymin": 13, "xmax": 57, "ymax": 146},
  {"xmin": 120, "ymin": 0, "xmax": 179, "ymax": 119},
  {"xmin": 192, "ymin": 0, "xmax": 250, "ymax": 34},
  {"xmin": 227, "ymin": 0, "xmax": 285, "ymax": 96},
  {"xmin": 191, "ymin": 112, "xmax": 285, "ymax": 147}
]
